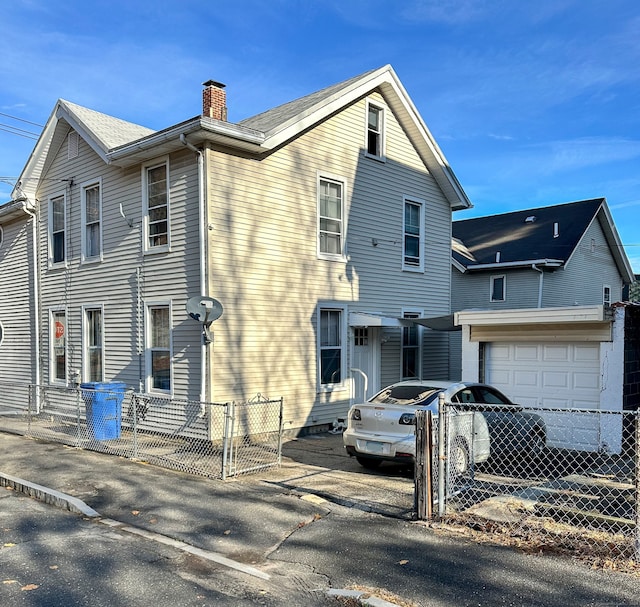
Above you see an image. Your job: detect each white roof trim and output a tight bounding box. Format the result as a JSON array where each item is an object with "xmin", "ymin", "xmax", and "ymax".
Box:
[{"xmin": 455, "ymin": 305, "xmax": 609, "ymax": 327}]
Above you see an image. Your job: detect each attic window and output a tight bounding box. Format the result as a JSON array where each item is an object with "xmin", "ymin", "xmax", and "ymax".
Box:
[
  {"xmin": 525, "ymin": 216, "xmax": 536, "ymax": 223},
  {"xmin": 0, "ymin": 225, "xmax": 3, "ymax": 249},
  {"xmin": 366, "ymin": 101, "xmax": 384, "ymax": 159},
  {"xmin": 68, "ymin": 132, "xmax": 79, "ymax": 159}
]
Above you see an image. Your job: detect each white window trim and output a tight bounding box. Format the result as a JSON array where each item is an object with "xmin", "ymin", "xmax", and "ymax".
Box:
[
  {"xmin": 317, "ymin": 172, "xmax": 348, "ymax": 262},
  {"xmin": 49, "ymin": 307, "xmax": 68, "ymax": 385},
  {"xmin": 402, "ymin": 196, "xmax": 425, "ymax": 272},
  {"xmin": 80, "ymin": 178, "xmax": 103, "ymax": 263},
  {"xmin": 490, "ymin": 275, "xmax": 506, "ymax": 302},
  {"xmin": 317, "ymin": 303, "xmax": 348, "ymax": 393},
  {"xmin": 365, "ymin": 99, "xmax": 386, "ymax": 161},
  {"xmin": 142, "ymin": 158, "xmax": 171, "ymax": 255},
  {"xmin": 82, "ymin": 304, "xmax": 105, "ymax": 383},
  {"xmin": 145, "ymin": 300, "xmax": 173, "ymax": 395},
  {"xmin": 603, "ymin": 285, "xmax": 611, "ymax": 305},
  {"xmin": 0, "ymin": 225, "xmax": 4, "ymax": 249},
  {"xmin": 0, "ymin": 320, "xmax": 4, "ymax": 347},
  {"xmin": 48, "ymin": 192, "xmax": 67, "ymax": 268},
  {"xmin": 401, "ymin": 309, "xmax": 423, "ymax": 380}
]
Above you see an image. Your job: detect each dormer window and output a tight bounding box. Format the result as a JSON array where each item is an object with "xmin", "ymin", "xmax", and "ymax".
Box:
[{"xmin": 366, "ymin": 102, "xmax": 384, "ymax": 158}]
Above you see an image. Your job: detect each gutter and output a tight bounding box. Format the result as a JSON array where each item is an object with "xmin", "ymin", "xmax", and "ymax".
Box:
[
  {"xmin": 21, "ymin": 200, "xmax": 42, "ymax": 407},
  {"xmin": 465, "ymin": 258, "xmax": 564, "ymax": 271},
  {"xmin": 532, "ymin": 264, "xmax": 544, "ymax": 308},
  {"xmin": 180, "ymin": 134, "xmax": 208, "ymax": 410}
]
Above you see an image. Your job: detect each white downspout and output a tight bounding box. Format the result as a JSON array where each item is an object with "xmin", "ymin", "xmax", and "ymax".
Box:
[
  {"xmin": 532, "ymin": 264, "xmax": 543, "ymax": 308},
  {"xmin": 22, "ymin": 201, "xmax": 41, "ymax": 409},
  {"xmin": 180, "ymin": 134, "xmax": 207, "ymax": 407}
]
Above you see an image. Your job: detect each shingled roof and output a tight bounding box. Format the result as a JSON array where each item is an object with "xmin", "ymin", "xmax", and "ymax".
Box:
[{"xmin": 452, "ymin": 198, "xmax": 634, "ymax": 282}]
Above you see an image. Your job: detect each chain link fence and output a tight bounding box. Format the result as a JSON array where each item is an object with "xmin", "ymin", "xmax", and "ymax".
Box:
[
  {"xmin": 0, "ymin": 381, "xmax": 283, "ymax": 480},
  {"xmin": 415, "ymin": 402, "xmax": 640, "ymax": 566}
]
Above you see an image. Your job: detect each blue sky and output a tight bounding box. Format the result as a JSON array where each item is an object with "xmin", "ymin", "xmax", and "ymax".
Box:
[{"xmin": 1, "ymin": 0, "xmax": 639, "ymax": 272}]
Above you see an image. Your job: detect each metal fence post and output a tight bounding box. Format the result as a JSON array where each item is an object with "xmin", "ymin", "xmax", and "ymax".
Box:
[
  {"xmin": 438, "ymin": 392, "xmax": 447, "ymax": 518},
  {"xmin": 415, "ymin": 409, "xmax": 433, "ymax": 520},
  {"xmin": 635, "ymin": 411, "xmax": 640, "ymax": 561}
]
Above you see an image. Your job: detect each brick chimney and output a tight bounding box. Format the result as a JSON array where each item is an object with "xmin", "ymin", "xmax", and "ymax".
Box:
[{"xmin": 202, "ymin": 80, "xmax": 227, "ymax": 120}]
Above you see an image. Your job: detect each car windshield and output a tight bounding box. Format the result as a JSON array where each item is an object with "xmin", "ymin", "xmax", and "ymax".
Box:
[{"xmin": 369, "ymin": 385, "xmax": 442, "ymax": 407}]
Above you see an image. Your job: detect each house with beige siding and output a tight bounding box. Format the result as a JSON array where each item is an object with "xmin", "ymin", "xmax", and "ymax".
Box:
[
  {"xmin": 449, "ymin": 199, "xmax": 636, "ymax": 453},
  {"xmin": 4, "ymin": 65, "xmax": 471, "ymax": 434}
]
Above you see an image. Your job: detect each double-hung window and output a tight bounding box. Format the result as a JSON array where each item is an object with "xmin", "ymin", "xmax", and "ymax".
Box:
[
  {"xmin": 51, "ymin": 309, "xmax": 67, "ymax": 384},
  {"xmin": 81, "ymin": 180, "xmax": 102, "ymax": 261},
  {"xmin": 403, "ymin": 197, "xmax": 425, "ymax": 271},
  {"xmin": 603, "ymin": 285, "xmax": 611, "ymax": 305},
  {"xmin": 318, "ymin": 306, "xmax": 346, "ymax": 388},
  {"xmin": 402, "ymin": 311, "xmax": 422, "ymax": 379},
  {"xmin": 84, "ymin": 307, "xmax": 104, "ymax": 382},
  {"xmin": 318, "ymin": 175, "xmax": 345, "ymax": 260},
  {"xmin": 147, "ymin": 303, "xmax": 171, "ymax": 392},
  {"xmin": 490, "ymin": 275, "xmax": 506, "ymax": 302},
  {"xmin": 144, "ymin": 160, "xmax": 170, "ymax": 252},
  {"xmin": 366, "ymin": 101, "xmax": 384, "ymax": 158},
  {"xmin": 49, "ymin": 194, "xmax": 66, "ymax": 266}
]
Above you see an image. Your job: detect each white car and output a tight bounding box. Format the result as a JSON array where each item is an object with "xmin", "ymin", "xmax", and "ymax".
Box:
[{"xmin": 343, "ymin": 380, "xmax": 546, "ymax": 474}]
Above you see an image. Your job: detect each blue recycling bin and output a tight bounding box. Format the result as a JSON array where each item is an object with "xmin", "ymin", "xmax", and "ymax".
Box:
[{"xmin": 81, "ymin": 382, "xmax": 127, "ymax": 440}]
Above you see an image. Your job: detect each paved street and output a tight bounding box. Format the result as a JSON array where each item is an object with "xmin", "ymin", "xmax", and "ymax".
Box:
[{"xmin": 2, "ymin": 431, "xmax": 640, "ymax": 606}]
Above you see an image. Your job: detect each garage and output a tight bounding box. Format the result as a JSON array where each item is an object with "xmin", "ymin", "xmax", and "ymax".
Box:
[
  {"xmin": 456, "ymin": 305, "xmax": 626, "ymax": 454},
  {"xmin": 484, "ymin": 342, "xmax": 602, "ymax": 451}
]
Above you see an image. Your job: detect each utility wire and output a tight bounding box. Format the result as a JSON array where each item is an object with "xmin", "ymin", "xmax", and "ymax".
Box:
[
  {"xmin": 0, "ymin": 123, "xmax": 40, "ymax": 140},
  {"xmin": 0, "ymin": 111, "xmax": 44, "ymax": 128}
]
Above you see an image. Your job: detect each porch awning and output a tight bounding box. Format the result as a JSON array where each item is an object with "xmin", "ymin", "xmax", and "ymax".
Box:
[
  {"xmin": 348, "ymin": 312, "xmax": 405, "ymax": 327},
  {"xmin": 348, "ymin": 312, "xmax": 460, "ymax": 331},
  {"xmin": 409, "ymin": 314, "xmax": 460, "ymax": 331}
]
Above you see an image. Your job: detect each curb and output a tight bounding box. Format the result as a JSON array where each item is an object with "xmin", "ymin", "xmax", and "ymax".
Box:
[{"xmin": 0, "ymin": 471, "xmax": 100, "ymax": 517}]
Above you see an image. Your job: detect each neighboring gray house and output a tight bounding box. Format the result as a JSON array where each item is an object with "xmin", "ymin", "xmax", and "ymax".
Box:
[
  {"xmin": 0, "ymin": 199, "xmax": 38, "ymax": 396},
  {"xmin": 2, "ymin": 65, "xmax": 472, "ymax": 435},
  {"xmin": 449, "ymin": 199, "xmax": 635, "ymax": 453}
]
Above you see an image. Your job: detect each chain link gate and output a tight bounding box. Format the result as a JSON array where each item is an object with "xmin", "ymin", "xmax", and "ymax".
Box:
[{"xmin": 415, "ymin": 397, "xmax": 640, "ymax": 567}]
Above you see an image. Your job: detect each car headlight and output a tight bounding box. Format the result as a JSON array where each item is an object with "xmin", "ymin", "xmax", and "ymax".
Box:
[
  {"xmin": 399, "ymin": 412, "xmax": 416, "ymax": 425},
  {"xmin": 351, "ymin": 408, "xmax": 361, "ymax": 421}
]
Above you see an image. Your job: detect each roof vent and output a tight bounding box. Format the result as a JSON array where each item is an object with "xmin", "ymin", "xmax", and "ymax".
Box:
[{"xmin": 525, "ymin": 215, "xmax": 537, "ymax": 223}]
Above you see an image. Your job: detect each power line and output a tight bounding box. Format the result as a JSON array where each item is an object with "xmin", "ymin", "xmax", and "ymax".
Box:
[
  {"xmin": 0, "ymin": 111, "xmax": 44, "ymax": 128},
  {"xmin": 0, "ymin": 123, "xmax": 40, "ymax": 140}
]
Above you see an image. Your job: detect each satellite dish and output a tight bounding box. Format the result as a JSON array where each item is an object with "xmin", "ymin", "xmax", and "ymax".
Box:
[{"xmin": 186, "ymin": 296, "xmax": 223, "ymax": 325}]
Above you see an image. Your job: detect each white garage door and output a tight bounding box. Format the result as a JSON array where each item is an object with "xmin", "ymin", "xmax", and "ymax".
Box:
[{"xmin": 485, "ymin": 342, "xmax": 604, "ymax": 452}]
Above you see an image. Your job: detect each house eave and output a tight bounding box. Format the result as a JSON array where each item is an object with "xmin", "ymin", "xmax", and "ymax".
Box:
[
  {"xmin": 107, "ymin": 118, "xmax": 266, "ymax": 167},
  {"xmin": 463, "ymin": 259, "xmax": 564, "ymax": 272}
]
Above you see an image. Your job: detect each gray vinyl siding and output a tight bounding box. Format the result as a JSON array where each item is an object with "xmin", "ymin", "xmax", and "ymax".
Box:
[
  {"xmin": 542, "ymin": 218, "xmax": 623, "ymax": 306},
  {"xmin": 0, "ymin": 215, "xmax": 36, "ymax": 385},
  {"xmin": 205, "ymin": 92, "xmax": 453, "ymax": 429},
  {"xmin": 36, "ymin": 131, "xmax": 202, "ymax": 400}
]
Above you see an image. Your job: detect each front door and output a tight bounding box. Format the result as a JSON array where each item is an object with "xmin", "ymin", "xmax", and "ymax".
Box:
[{"xmin": 352, "ymin": 327, "xmax": 379, "ymax": 402}]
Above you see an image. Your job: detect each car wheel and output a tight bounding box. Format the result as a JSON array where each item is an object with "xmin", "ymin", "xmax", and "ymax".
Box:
[
  {"xmin": 356, "ymin": 456, "xmax": 382, "ymax": 469},
  {"xmin": 450, "ymin": 437, "xmax": 470, "ymax": 477}
]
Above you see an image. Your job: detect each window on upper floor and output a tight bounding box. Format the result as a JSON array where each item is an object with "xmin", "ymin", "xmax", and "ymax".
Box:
[
  {"xmin": 603, "ymin": 285, "xmax": 611, "ymax": 305},
  {"xmin": 366, "ymin": 101, "xmax": 385, "ymax": 159},
  {"xmin": 403, "ymin": 197, "xmax": 424, "ymax": 271},
  {"xmin": 0, "ymin": 225, "xmax": 4, "ymax": 249},
  {"xmin": 490, "ymin": 275, "xmax": 506, "ymax": 302},
  {"xmin": 147, "ymin": 303, "xmax": 172, "ymax": 393},
  {"xmin": 0, "ymin": 321, "xmax": 4, "ymax": 347},
  {"xmin": 402, "ymin": 311, "xmax": 422, "ymax": 379},
  {"xmin": 81, "ymin": 180, "xmax": 102, "ymax": 262},
  {"xmin": 49, "ymin": 194, "xmax": 66, "ymax": 266},
  {"xmin": 318, "ymin": 175, "xmax": 345, "ymax": 260},
  {"xmin": 143, "ymin": 160, "xmax": 170, "ymax": 252},
  {"xmin": 83, "ymin": 306, "xmax": 104, "ymax": 383},
  {"xmin": 318, "ymin": 305, "xmax": 346, "ymax": 389},
  {"xmin": 50, "ymin": 309, "xmax": 67, "ymax": 384}
]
